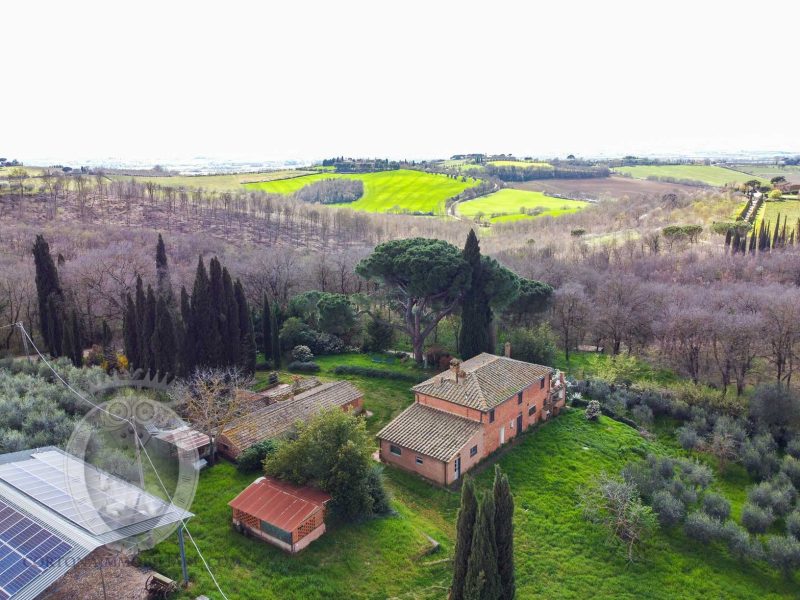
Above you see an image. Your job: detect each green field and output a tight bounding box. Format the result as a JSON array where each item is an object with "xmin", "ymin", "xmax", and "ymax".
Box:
[
  {"xmin": 107, "ymin": 170, "xmax": 312, "ymax": 192},
  {"xmin": 755, "ymin": 198, "xmax": 800, "ymax": 230},
  {"xmin": 612, "ymin": 165, "xmax": 763, "ymax": 187},
  {"xmin": 245, "ymin": 169, "xmax": 477, "ymax": 215},
  {"xmin": 457, "ymin": 188, "xmax": 589, "ymax": 222},
  {"xmin": 731, "ymin": 164, "xmax": 800, "ymax": 183}
]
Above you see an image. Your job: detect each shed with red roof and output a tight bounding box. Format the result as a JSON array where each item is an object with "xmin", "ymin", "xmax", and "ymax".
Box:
[{"xmin": 228, "ymin": 476, "xmax": 331, "ymax": 553}]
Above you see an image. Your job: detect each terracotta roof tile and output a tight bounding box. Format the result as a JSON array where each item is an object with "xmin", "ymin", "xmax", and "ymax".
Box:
[
  {"xmin": 376, "ymin": 403, "xmax": 481, "ymax": 462},
  {"xmin": 412, "ymin": 353, "xmax": 552, "ymax": 411},
  {"xmin": 229, "ymin": 476, "xmax": 330, "ymax": 532}
]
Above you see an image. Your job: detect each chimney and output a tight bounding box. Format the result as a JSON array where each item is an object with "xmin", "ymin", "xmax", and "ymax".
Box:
[
  {"xmin": 450, "ymin": 358, "xmax": 461, "ymax": 383},
  {"xmin": 504, "ymin": 342, "xmax": 511, "ymax": 358}
]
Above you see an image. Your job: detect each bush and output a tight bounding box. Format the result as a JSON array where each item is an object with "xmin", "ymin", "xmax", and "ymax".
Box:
[
  {"xmin": 684, "ymin": 511, "xmax": 723, "ymax": 543},
  {"xmin": 721, "ymin": 520, "xmax": 762, "ymax": 561},
  {"xmin": 287, "ymin": 361, "xmax": 320, "ymax": 373},
  {"xmin": 741, "ymin": 434, "xmax": 781, "ymax": 481},
  {"xmin": 702, "ymin": 492, "xmax": 731, "ymax": 521},
  {"xmin": 631, "ymin": 404, "xmax": 654, "ymax": 428},
  {"xmin": 652, "ymin": 490, "xmax": 685, "ymax": 527},
  {"xmin": 237, "ymin": 439, "xmax": 278, "ymax": 473},
  {"xmin": 748, "ymin": 479, "xmax": 796, "ymax": 516},
  {"xmin": 765, "ymin": 535, "xmax": 800, "ymax": 576},
  {"xmin": 786, "ymin": 511, "xmax": 800, "ymax": 540},
  {"xmin": 781, "ymin": 455, "xmax": 800, "ymax": 489},
  {"xmin": 679, "ymin": 459, "xmax": 713, "ymax": 490},
  {"xmin": 742, "ymin": 503, "xmax": 775, "ymax": 534},
  {"xmin": 786, "ymin": 437, "xmax": 800, "ymax": 459},
  {"xmin": 331, "ymin": 365, "xmax": 425, "ymax": 383},
  {"xmin": 585, "ymin": 400, "xmax": 602, "ymax": 421},
  {"xmin": 292, "ymin": 345, "xmax": 314, "ymax": 363},
  {"xmin": 677, "ymin": 425, "xmax": 700, "ymax": 450},
  {"xmin": 279, "ymin": 317, "xmax": 317, "ymax": 350},
  {"xmin": 363, "ymin": 318, "xmax": 394, "ymax": 353},
  {"xmin": 505, "ymin": 323, "xmax": 556, "ymax": 366}
]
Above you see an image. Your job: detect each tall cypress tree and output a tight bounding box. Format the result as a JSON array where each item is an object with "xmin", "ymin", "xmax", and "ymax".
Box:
[
  {"xmin": 143, "ymin": 286, "xmax": 157, "ymax": 374},
  {"xmin": 70, "ymin": 310, "xmax": 82, "ymax": 367},
  {"xmin": 152, "ymin": 297, "xmax": 177, "ymax": 378},
  {"xmin": 493, "ymin": 466, "xmax": 515, "ymax": 600},
  {"xmin": 179, "ymin": 286, "xmax": 194, "ymax": 376},
  {"xmin": 261, "ymin": 294, "xmax": 272, "ymax": 361},
  {"xmin": 207, "ymin": 257, "xmax": 225, "ymax": 366},
  {"xmin": 134, "ymin": 275, "xmax": 147, "ymax": 368},
  {"xmin": 451, "ymin": 477, "xmax": 478, "ymax": 600},
  {"xmin": 464, "ymin": 492, "xmax": 501, "ymax": 600},
  {"xmin": 155, "ymin": 233, "xmax": 174, "ymax": 304},
  {"xmin": 61, "ymin": 311, "xmax": 74, "ymax": 366},
  {"xmin": 234, "ymin": 280, "xmax": 256, "ymax": 373},
  {"xmin": 271, "ymin": 303, "xmax": 282, "ymax": 369},
  {"xmin": 191, "ymin": 257, "xmax": 217, "ymax": 368},
  {"xmin": 221, "ymin": 267, "xmax": 240, "ymax": 367},
  {"xmin": 123, "ymin": 294, "xmax": 139, "ymax": 369},
  {"xmin": 32, "ymin": 235, "xmax": 64, "ymax": 356},
  {"xmin": 459, "ymin": 230, "xmax": 491, "ymax": 360}
]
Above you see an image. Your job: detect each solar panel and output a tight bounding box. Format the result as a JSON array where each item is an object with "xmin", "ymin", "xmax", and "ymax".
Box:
[
  {"xmin": 0, "ymin": 451, "xmax": 183, "ymax": 536},
  {"xmin": 0, "ymin": 499, "xmax": 72, "ymax": 598}
]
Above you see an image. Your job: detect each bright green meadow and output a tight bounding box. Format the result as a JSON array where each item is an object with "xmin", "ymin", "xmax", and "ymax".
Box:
[
  {"xmin": 457, "ymin": 188, "xmax": 589, "ymax": 222},
  {"xmin": 612, "ymin": 165, "xmax": 763, "ymax": 187}
]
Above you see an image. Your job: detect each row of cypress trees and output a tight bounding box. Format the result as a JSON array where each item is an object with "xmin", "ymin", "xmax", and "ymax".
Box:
[
  {"xmin": 123, "ymin": 235, "xmax": 257, "ymax": 378},
  {"xmin": 451, "ymin": 466, "xmax": 515, "ymax": 600}
]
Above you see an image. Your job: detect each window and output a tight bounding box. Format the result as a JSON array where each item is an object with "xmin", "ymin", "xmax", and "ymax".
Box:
[
  {"xmin": 415, "ymin": 456, "xmax": 424, "ymax": 465},
  {"xmin": 517, "ymin": 391, "xmax": 523, "ymax": 405},
  {"xmin": 540, "ymin": 377, "xmax": 545, "ymax": 389},
  {"xmin": 390, "ymin": 444, "xmax": 402, "ymax": 456},
  {"xmin": 470, "ymin": 445, "xmax": 478, "ymax": 457},
  {"xmin": 528, "ymin": 405, "xmax": 536, "ymax": 416},
  {"xmin": 489, "ymin": 409, "xmax": 495, "ymax": 423}
]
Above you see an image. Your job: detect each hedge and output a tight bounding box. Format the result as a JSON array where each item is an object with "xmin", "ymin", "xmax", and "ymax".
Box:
[
  {"xmin": 332, "ymin": 365, "xmax": 427, "ymax": 383},
  {"xmin": 288, "ymin": 361, "xmax": 321, "ymax": 373}
]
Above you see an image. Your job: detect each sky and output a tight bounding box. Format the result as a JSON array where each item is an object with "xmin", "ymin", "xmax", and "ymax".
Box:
[{"xmin": 3, "ymin": 0, "xmax": 799, "ymax": 165}]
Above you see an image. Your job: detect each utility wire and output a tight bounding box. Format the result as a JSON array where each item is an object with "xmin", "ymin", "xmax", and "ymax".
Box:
[{"xmin": 14, "ymin": 322, "xmax": 230, "ymax": 600}]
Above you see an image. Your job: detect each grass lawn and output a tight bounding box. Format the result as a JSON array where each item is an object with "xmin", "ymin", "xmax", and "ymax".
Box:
[
  {"xmin": 245, "ymin": 169, "xmax": 478, "ymax": 215},
  {"xmin": 457, "ymin": 188, "xmax": 588, "ymax": 222},
  {"xmin": 754, "ymin": 198, "xmax": 800, "ymax": 230},
  {"xmin": 106, "ymin": 170, "xmax": 312, "ymax": 192},
  {"xmin": 612, "ymin": 165, "xmax": 763, "ymax": 187},
  {"xmin": 140, "ymin": 408, "xmax": 796, "ymax": 599},
  {"xmin": 730, "ymin": 164, "xmax": 800, "ymax": 183}
]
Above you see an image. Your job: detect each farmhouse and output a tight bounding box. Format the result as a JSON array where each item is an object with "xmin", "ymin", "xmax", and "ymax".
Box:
[
  {"xmin": 229, "ymin": 476, "xmax": 331, "ymax": 554},
  {"xmin": 217, "ymin": 380, "xmax": 363, "ymax": 460},
  {"xmin": 377, "ymin": 353, "xmax": 565, "ymax": 485}
]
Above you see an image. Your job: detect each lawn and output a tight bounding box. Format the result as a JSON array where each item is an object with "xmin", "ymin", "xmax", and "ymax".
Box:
[
  {"xmin": 140, "ymin": 407, "xmax": 796, "ymax": 599},
  {"xmin": 456, "ymin": 188, "xmax": 588, "ymax": 222},
  {"xmin": 754, "ymin": 198, "xmax": 800, "ymax": 230},
  {"xmin": 612, "ymin": 165, "xmax": 763, "ymax": 187},
  {"xmin": 245, "ymin": 169, "xmax": 478, "ymax": 215},
  {"xmin": 107, "ymin": 170, "xmax": 312, "ymax": 192}
]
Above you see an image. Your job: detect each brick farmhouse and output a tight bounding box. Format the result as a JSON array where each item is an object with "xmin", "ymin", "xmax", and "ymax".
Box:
[{"xmin": 377, "ymin": 353, "xmax": 565, "ymax": 486}]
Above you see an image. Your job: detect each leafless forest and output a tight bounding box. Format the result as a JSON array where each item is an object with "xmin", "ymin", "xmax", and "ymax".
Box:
[{"xmin": 2, "ymin": 175, "xmax": 799, "ymax": 397}]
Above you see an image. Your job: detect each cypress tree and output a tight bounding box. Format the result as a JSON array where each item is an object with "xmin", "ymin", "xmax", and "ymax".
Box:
[
  {"xmin": 101, "ymin": 319, "xmax": 112, "ymax": 349},
  {"xmin": 207, "ymin": 257, "xmax": 225, "ymax": 366},
  {"xmin": 724, "ymin": 228, "xmax": 732, "ymax": 248},
  {"xmin": 493, "ymin": 466, "xmax": 515, "ymax": 600},
  {"xmin": 459, "ymin": 229, "xmax": 490, "ymax": 360},
  {"xmin": 143, "ymin": 286, "xmax": 157, "ymax": 374},
  {"xmin": 191, "ymin": 257, "xmax": 217, "ymax": 368},
  {"xmin": 451, "ymin": 478, "xmax": 478, "ymax": 600},
  {"xmin": 61, "ymin": 311, "xmax": 74, "ymax": 366},
  {"xmin": 261, "ymin": 294, "xmax": 272, "ymax": 361},
  {"xmin": 152, "ymin": 297, "xmax": 177, "ymax": 378},
  {"xmin": 155, "ymin": 233, "xmax": 174, "ymax": 304},
  {"xmin": 134, "ymin": 275, "xmax": 147, "ymax": 367},
  {"xmin": 70, "ymin": 310, "xmax": 82, "ymax": 367},
  {"xmin": 235, "ymin": 280, "xmax": 256, "ymax": 373},
  {"xmin": 32, "ymin": 235, "xmax": 64, "ymax": 355},
  {"xmin": 464, "ymin": 492, "xmax": 501, "ymax": 600},
  {"xmin": 773, "ymin": 215, "xmax": 781, "ymax": 250},
  {"xmin": 179, "ymin": 286, "xmax": 194, "ymax": 376},
  {"xmin": 123, "ymin": 294, "xmax": 139, "ymax": 370},
  {"xmin": 221, "ymin": 267, "xmax": 240, "ymax": 367},
  {"xmin": 271, "ymin": 303, "xmax": 282, "ymax": 369}
]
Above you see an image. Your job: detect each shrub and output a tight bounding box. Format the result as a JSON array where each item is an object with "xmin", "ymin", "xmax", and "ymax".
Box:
[
  {"xmin": 331, "ymin": 365, "xmax": 425, "ymax": 383},
  {"xmin": 749, "ymin": 384, "xmax": 800, "ymax": 443},
  {"xmin": 786, "ymin": 437, "xmax": 800, "ymax": 459},
  {"xmin": 742, "ymin": 503, "xmax": 775, "ymax": 534},
  {"xmin": 786, "ymin": 511, "xmax": 800, "ymax": 540},
  {"xmin": 363, "ymin": 318, "xmax": 394, "ymax": 353},
  {"xmin": 505, "ymin": 324, "xmax": 556, "ymax": 366},
  {"xmin": 679, "ymin": 459, "xmax": 713, "ymax": 490},
  {"xmin": 741, "ymin": 434, "xmax": 781, "ymax": 481},
  {"xmin": 780, "ymin": 455, "xmax": 800, "ymax": 489},
  {"xmin": 702, "ymin": 492, "xmax": 731, "ymax": 521},
  {"xmin": 721, "ymin": 520, "xmax": 763, "ymax": 561},
  {"xmin": 292, "ymin": 345, "xmax": 314, "ymax": 363},
  {"xmin": 237, "ymin": 439, "xmax": 278, "ymax": 473},
  {"xmin": 279, "ymin": 317, "xmax": 316, "ymax": 350},
  {"xmin": 684, "ymin": 511, "xmax": 723, "ymax": 543},
  {"xmin": 677, "ymin": 425, "xmax": 700, "ymax": 450},
  {"xmin": 287, "ymin": 361, "xmax": 320, "ymax": 373},
  {"xmin": 631, "ymin": 404, "xmax": 654, "ymax": 428},
  {"xmin": 748, "ymin": 479, "xmax": 796, "ymax": 517},
  {"xmin": 585, "ymin": 400, "xmax": 602, "ymax": 421},
  {"xmin": 765, "ymin": 535, "xmax": 800, "ymax": 577},
  {"xmin": 652, "ymin": 490, "xmax": 685, "ymax": 527}
]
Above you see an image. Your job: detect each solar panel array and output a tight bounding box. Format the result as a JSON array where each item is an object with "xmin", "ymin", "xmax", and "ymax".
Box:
[
  {"xmin": 0, "ymin": 499, "xmax": 72, "ymax": 599},
  {"xmin": 0, "ymin": 451, "xmax": 175, "ymax": 536}
]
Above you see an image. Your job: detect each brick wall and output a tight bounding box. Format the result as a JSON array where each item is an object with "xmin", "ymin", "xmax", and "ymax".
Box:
[
  {"xmin": 379, "ymin": 439, "xmax": 449, "ymax": 485},
  {"xmin": 480, "ymin": 375, "xmax": 550, "ymax": 455}
]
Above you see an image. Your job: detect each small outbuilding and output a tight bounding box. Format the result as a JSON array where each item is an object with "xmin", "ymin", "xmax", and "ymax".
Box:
[{"xmin": 229, "ymin": 476, "xmax": 331, "ymax": 554}]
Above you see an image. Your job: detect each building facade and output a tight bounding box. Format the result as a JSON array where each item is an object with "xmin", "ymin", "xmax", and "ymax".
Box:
[{"xmin": 377, "ymin": 353, "xmax": 565, "ymax": 486}]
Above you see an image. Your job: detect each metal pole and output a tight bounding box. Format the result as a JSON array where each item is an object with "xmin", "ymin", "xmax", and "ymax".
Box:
[
  {"xmin": 18, "ymin": 323, "xmax": 32, "ymax": 364},
  {"xmin": 178, "ymin": 525, "xmax": 189, "ymax": 586}
]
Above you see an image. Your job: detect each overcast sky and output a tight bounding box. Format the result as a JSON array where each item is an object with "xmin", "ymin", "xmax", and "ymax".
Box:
[{"xmin": 3, "ymin": 0, "xmax": 798, "ymax": 164}]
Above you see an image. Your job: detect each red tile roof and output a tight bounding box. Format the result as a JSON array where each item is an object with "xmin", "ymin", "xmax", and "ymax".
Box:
[{"xmin": 228, "ymin": 476, "xmax": 331, "ymax": 532}]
